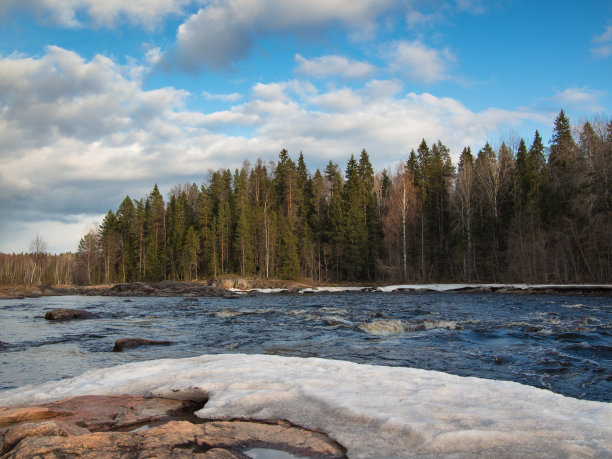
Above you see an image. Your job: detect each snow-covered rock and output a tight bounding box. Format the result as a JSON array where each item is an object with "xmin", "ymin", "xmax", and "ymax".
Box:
[{"xmin": 0, "ymin": 354, "xmax": 610, "ymax": 458}]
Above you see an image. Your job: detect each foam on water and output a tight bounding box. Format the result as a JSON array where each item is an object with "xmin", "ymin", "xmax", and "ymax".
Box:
[
  {"xmin": 358, "ymin": 319, "xmax": 405, "ymax": 336},
  {"xmin": 420, "ymin": 320, "xmax": 458, "ymax": 330},
  {"xmin": 0, "ymin": 354, "xmax": 609, "ymax": 458}
]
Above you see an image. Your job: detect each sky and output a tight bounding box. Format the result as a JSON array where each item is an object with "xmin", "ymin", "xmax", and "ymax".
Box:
[{"xmin": 0, "ymin": 0, "xmax": 610, "ymax": 254}]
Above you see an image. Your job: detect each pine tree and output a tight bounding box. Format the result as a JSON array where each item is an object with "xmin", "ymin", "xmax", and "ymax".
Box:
[
  {"xmin": 184, "ymin": 226, "xmax": 200, "ymax": 280},
  {"xmin": 144, "ymin": 184, "xmax": 166, "ymax": 281},
  {"xmin": 342, "ymin": 154, "xmax": 368, "ymax": 280},
  {"xmin": 116, "ymin": 196, "xmax": 137, "ymax": 282},
  {"xmin": 99, "ymin": 210, "xmax": 120, "ymax": 284},
  {"xmin": 325, "ymin": 161, "xmax": 344, "ymax": 280}
]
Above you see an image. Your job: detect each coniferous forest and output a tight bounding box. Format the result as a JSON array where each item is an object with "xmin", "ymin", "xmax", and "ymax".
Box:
[{"xmin": 2, "ymin": 111, "xmax": 611, "ymax": 286}]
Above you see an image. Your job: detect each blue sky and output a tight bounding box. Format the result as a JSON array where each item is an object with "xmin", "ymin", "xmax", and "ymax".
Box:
[{"xmin": 0, "ymin": 0, "xmax": 610, "ymax": 253}]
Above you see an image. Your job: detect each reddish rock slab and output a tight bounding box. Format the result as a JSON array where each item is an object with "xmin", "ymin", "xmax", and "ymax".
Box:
[
  {"xmin": 44, "ymin": 309, "xmax": 96, "ymax": 320},
  {"xmin": 113, "ymin": 338, "xmax": 174, "ymax": 352},
  {"xmin": 0, "ymin": 395, "xmax": 346, "ymax": 458}
]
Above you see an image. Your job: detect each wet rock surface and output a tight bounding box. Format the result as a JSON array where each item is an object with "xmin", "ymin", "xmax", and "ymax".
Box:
[
  {"xmin": 44, "ymin": 309, "xmax": 96, "ymax": 320},
  {"xmin": 113, "ymin": 338, "xmax": 174, "ymax": 352},
  {"xmin": 53, "ymin": 281, "xmax": 232, "ymax": 298},
  {"xmin": 0, "ymin": 395, "xmax": 346, "ymax": 458}
]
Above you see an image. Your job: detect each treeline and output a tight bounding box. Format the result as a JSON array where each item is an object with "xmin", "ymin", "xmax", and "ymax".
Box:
[
  {"xmin": 2, "ymin": 111, "xmax": 610, "ymax": 286},
  {"xmin": 0, "ymin": 253, "xmax": 75, "ymax": 286}
]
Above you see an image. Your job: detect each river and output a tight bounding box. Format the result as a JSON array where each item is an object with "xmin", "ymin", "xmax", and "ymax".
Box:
[{"xmin": 0, "ymin": 291, "xmax": 610, "ymax": 401}]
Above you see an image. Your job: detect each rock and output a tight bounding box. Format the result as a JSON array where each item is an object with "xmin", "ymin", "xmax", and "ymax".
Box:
[
  {"xmin": 182, "ymin": 297, "xmax": 198, "ymax": 302},
  {"xmin": 113, "ymin": 338, "xmax": 173, "ymax": 352},
  {"xmin": 44, "ymin": 309, "xmax": 96, "ymax": 321},
  {"xmin": 0, "ymin": 395, "xmax": 346, "ymax": 458}
]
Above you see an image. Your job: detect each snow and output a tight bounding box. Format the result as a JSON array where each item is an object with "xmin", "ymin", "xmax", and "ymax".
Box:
[
  {"xmin": 301, "ymin": 286, "xmax": 372, "ymax": 293},
  {"xmin": 234, "ymin": 284, "xmax": 612, "ymax": 294},
  {"xmin": 376, "ymin": 283, "xmax": 612, "ymax": 292},
  {"xmin": 0, "ymin": 354, "xmax": 610, "ymax": 457}
]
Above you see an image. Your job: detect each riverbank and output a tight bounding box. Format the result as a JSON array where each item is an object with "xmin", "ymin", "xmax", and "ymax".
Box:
[{"xmin": 1, "ymin": 278, "xmax": 611, "ymax": 299}]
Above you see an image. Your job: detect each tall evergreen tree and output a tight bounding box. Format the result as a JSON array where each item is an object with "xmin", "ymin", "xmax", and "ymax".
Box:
[{"xmin": 144, "ymin": 184, "xmax": 166, "ymax": 281}]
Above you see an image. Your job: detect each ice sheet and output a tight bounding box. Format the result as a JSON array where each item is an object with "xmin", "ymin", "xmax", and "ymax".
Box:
[
  {"xmin": 1, "ymin": 354, "xmax": 610, "ymax": 458},
  {"xmin": 376, "ymin": 283, "xmax": 612, "ymax": 292}
]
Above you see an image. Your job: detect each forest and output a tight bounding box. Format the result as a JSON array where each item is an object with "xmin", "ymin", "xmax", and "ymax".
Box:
[{"xmin": 2, "ymin": 110, "xmax": 611, "ymax": 286}]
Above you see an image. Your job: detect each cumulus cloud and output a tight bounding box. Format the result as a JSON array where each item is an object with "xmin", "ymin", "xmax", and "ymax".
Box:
[
  {"xmin": 172, "ymin": 0, "xmax": 398, "ymax": 71},
  {"xmin": 294, "ymin": 54, "xmax": 376, "ymax": 80},
  {"xmin": 0, "ymin": 0, "xmax": 194, "ymax": 28},
  {"xmin": 202, "ymin": 91, "xmax": 243, "ymax": 102},
  {"xmin": 0, "ymin": 46, "xmax": 542, "ymax": 252},
  {"xmin": 591, "ymin": 25, "xmax": 612, "ymax": 57},
  {"xmin": 386, "ymin": 40, "xmax": 456, "ymax": 84},
  {"xmin": 549, "ymin": 87, "xmax": 607, "ymax": 113}
]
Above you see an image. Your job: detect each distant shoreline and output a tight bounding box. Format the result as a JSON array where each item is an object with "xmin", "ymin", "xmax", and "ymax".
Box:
[{"xmin": 1, "ymin": 279, "xmax": 611, "ymax": 299}]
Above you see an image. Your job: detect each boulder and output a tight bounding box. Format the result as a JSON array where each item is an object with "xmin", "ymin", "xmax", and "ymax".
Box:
[
  {"xmin": 0, "ymin": 395, "xmax": 346, "ymax": 458},
  {"xmin": 113, "ymin": 338, "xmax": 173, "ymax": 352},
  {"xmin": 44, "ymin": 309, "xmax": 96, "ymax": 321}
]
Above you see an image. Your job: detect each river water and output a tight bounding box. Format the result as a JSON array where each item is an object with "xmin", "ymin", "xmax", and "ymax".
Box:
[{"xmin": 0, "ymin": 291, "xmax": 610, "ymax": 401}]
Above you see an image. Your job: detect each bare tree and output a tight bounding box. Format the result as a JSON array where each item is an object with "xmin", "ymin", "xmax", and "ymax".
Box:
[
  {"xmin": 382, "ymin": 163, "xmax": 417, "ymax": 281},
  {"xmin": 29, "ymin": 234, "xmax": 48, "ymax": 284}
]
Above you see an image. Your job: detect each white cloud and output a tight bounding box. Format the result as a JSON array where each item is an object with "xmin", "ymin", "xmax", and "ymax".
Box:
[
  {"xmin": 592, "ymin": 25, "xmax": 612, "ymax": 57},
  {"xmin": 0, "ymin": 46, "xmax": 543, "ymax": 252},
  {"xmin": 294, "ymin": 54, "xmax": 376, "ymax": 80},
  {"xmin": 592, "ymin": 25, "xmax": 612, "ymax": 43},
  {"xmin": 549, "ymin": 87, "xmax": 607, "ymax": 113},
  {"xmin": 386, "ymin": 40, "xmax": 456, "ymax": 84},
  {"xmin": 172, "ymin": 0, "xmax": 398, "ymax": 71},
  {"xmin": 145, "ymin": 47, "xmax": 163, "ymax": 65},
  {"xmin": 0, "ymin": 0, "xmax": 194, "ymax": 28},
  {"xmin": 406, "ymin": 10, "xmax": 443, "ymax": 29},
  {"xmin": 202, "ymin": 91, "xmax": 243, "ymax": 102}
]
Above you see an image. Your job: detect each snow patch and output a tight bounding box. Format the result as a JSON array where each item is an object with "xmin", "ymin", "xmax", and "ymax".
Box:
[{"xmin": 0, "ymin": 354, "xmax": 610, "ymax": 458}]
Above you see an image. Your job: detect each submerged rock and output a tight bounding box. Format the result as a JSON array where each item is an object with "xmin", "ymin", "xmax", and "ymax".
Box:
[
  {"xmin": 0, "ymin": 395, "xmax": 346, "ymax": 458},
  {"xmin": 113, "ymin": 338, "xmax": 173, "ymax": 352},
  {"xmin": 44, "ymin": 309, "xmax": 96, "ymax": 321}
]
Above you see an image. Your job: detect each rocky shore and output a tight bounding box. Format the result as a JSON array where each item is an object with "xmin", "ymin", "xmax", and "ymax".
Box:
[
  {"xmin": 0, "ymin": 394, "xmax": 346, "ymax": 458},
  {"xmin": 1, "ymin": 278, "xmax": 611, "ymax": 299}
]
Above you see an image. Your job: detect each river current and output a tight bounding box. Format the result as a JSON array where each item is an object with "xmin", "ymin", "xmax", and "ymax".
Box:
[{"xmin": 0, "ymin": 291, "xmax": 610, "ymax": 401}]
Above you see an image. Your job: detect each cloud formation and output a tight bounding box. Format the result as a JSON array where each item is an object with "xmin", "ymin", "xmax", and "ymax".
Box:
[
  {"xmin": 386, "ymin": 40, "xmax": 456, "ymax": 84},
  {"xmin": 172, "ymin": 0, "xmax": 398, "ymax": 71},
  {"xmin": 0, "ymin": 46, "xmax": 546, "ymax": 252},
  {"xmin": 591, "ymin": 25, "xmax": 612, "ymax": 57},
  {"xmin": 0, "ymin": 0, "xmax": 193, "ymax": 28},
  {"xmin": 549, "ymin": 87, "xmax": 607, "ymax": 113},
  {"xmin": 294, "ymin": 54, "xmax": 376, "ymax": 80}
]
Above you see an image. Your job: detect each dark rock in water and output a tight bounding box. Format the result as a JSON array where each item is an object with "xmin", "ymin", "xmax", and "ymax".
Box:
[
  {"xmin": 0, "ymin": 395, "xmax": 347, "ymax": 458},
  {"xmin": 0, "ymin": 341, "xmax": 8, "ymax": 350},
  {"xmin": 182, "ymin": 297, "xmax": 198, "ymax": 302},
  {"xmin": 124, "ymin": 299, "xmax": 132, "ymax": 303},
  {"xmin": 113, "ymin": 338, "xmax": 173, "ymax": 352},
  {"xmin": 44, "ymin": 309, "xmax": 96, "ymax": 321}
]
